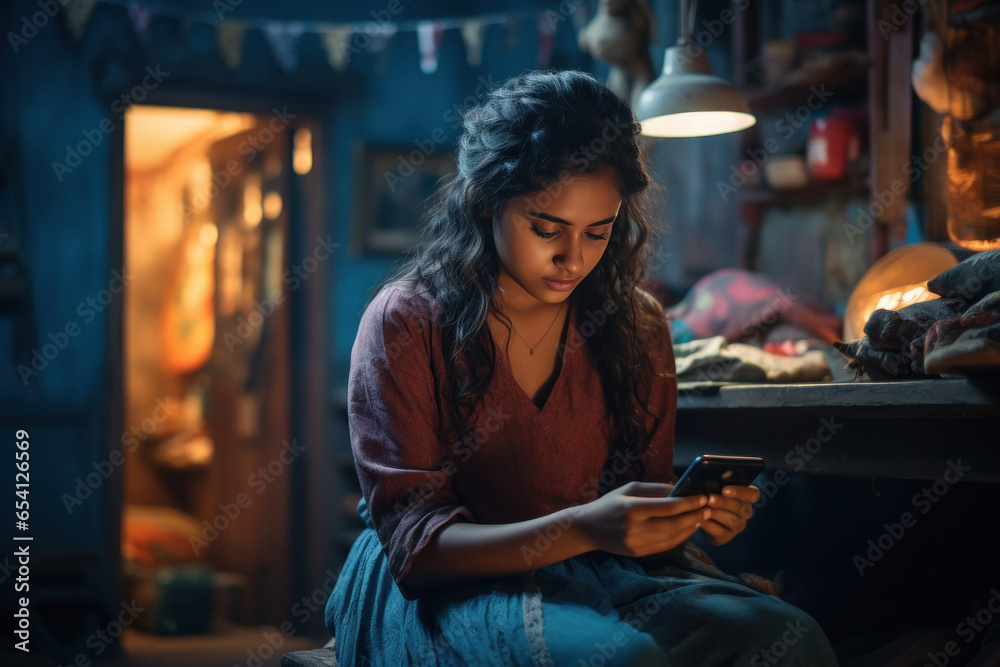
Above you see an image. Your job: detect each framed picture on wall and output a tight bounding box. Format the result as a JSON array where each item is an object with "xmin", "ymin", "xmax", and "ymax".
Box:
[{"xmin": 353, "ymin": 142, "xmax": 457, "ymax": 255}]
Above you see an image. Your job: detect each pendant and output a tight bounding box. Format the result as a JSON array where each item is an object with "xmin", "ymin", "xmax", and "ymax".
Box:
[{"xmin": 529, "ymin": 349, "xmax": 534, "ymax": 355}]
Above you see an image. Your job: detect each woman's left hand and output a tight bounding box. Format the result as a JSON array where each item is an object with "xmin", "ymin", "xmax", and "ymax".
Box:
[{"xmin": 699, "ymin": 485, "xmax": 760, "ymax": 546}]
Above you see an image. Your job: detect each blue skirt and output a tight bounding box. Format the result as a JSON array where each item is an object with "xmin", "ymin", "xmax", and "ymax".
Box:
[{"xmin": 325, "ymin": 500, "xmax": 838, "ymax": 666}]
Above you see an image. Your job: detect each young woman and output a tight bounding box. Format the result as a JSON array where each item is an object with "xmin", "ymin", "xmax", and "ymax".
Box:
[{"xmin": 325, "ymin": 70, "xmax": 838, "ymax": 665}]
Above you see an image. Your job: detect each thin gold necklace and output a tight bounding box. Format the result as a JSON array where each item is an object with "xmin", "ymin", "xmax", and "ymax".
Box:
[{"xmin": 498, "ymin": 285, "xmax": 564, "ymax": 356}]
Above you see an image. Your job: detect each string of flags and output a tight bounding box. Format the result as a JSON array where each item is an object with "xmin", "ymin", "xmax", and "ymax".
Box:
[{"xmin": 63, "ymin": 0, "xmax": 591, "ymax": 74}]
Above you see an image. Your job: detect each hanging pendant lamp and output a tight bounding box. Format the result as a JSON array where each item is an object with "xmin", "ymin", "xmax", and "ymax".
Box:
[{"xmin": 634, "ymin": 0, "xmax": 756, "ymax": 137}]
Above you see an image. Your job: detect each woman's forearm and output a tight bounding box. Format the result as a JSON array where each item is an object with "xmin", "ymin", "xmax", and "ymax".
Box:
[{"xmin": 403, "ymin": 505, "xmax": 591, "ymax": 591}]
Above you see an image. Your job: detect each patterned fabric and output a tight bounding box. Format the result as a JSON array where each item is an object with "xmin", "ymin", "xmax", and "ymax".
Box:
[
  {"xmin": 667, "ymin": 268, "xmax": 842, "ymax": 345},
  {"xmin": 324, "ymin": 498, "xmax": 838, "ymax": 666}
]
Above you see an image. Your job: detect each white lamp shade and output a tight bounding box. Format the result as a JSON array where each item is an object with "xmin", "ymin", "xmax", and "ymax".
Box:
[{"xmin": 635, "ymin": 45, "xmax": 756, "ymax": 138}]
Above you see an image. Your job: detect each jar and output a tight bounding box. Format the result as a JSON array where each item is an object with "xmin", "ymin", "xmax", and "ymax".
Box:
[
  {"xmin": 944, "ymin": 113, "xmax": 1000, "ymax": 251},
  {"xmin": 807, "ymin": 117, "xmax": 860, "ymax": 181}
]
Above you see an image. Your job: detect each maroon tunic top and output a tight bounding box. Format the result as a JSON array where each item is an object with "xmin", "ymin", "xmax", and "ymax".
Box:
[{"xmin": 347, "ymin": 280, "xmax": 678, "ymax": 597}]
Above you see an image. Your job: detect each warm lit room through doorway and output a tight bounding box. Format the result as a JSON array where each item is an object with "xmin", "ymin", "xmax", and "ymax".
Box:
[{"xmin": 116, "ymin": 105, "xmax": 318, "ymax": 664}]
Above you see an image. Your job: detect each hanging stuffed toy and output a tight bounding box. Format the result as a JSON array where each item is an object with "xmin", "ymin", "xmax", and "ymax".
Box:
[{"xmin": 577, "ymin": 0, "xmax": 655, "ymax": 108}]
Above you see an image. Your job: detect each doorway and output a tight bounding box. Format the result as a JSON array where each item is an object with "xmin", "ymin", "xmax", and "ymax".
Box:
[{"xmin": 120, "ymin": 104, "xmax": 310, "ymax": 636}]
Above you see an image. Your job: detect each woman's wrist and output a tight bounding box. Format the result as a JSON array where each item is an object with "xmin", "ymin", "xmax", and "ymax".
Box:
[{"xmin": 562, "ymin": 504, "xmax": 594, "ymax": 556}]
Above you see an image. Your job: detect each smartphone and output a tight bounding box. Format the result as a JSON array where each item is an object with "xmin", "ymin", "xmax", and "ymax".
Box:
[{"xmin": 668, "ymin": 455, "xmax": 765, "ymax": 497}]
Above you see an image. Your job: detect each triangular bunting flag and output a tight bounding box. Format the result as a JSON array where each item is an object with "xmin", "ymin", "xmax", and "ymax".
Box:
[
  {"xmin": 264, "ymin": 21, "xmax": 305, "ymax": 74},
  {"xmin": 459, "ymin": 20, "xmax": 485, "ymax": 68},
  {"xmin": 417, "ymin": 21, "xmax": 444, "ymax": 74},
  {"xmin": 216, "ymin": 20, "xmax": 248, "ymax": 70},
  {"xmin": 320, "ymin": 27, "xmax": 353, "ymax": 71},
  {"xmin": 366, "ymin": 23, "xmax": 397, "ymax": 53},
  {"xmin": 63, "ymin": 0, "xmax": 98, "ymax": 42},
  {"xmin": 127, "ymin": 1, "xmax": 154, "ymax": 43},
  {"xmin": 537, "ymin": 14, "xmax": 556, "ymax": 70}
]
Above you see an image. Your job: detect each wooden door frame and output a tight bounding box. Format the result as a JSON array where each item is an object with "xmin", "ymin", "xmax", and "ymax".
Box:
[{"xmin": 108, "ymin": 86, "xmax": 332, "ymax": 625}]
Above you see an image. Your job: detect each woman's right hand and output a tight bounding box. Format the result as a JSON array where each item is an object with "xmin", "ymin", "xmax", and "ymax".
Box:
[{"xmin": 571, "ymin": 481, "xmax": 710, "ymax": 558}]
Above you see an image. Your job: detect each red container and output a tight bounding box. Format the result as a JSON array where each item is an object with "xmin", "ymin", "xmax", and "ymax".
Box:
[{"xmin": 807, "ymin": 117, "xmax": 860, "ymax": 181}]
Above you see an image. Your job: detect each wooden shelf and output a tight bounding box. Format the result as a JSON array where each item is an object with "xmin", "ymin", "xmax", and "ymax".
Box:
[
  {"xmin": 677, "ymin": 378, "xmax": 1000, "ymax": 411},
  {"xmin": 675, "ymin": 378, "xmax": 1000, "ymax": 481},
  {"xmin": 738, "ymin": 178, "xmax": 869, "ymax": 206},
  {"xmin": 742, "ymin": 58, "xmax": 869, "ymax": 111},
  {"xmin": 731, "ymin": 0, "xmax": 913, "ymax": 264}
]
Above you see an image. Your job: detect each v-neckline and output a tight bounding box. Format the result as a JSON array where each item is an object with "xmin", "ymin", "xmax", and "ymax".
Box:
[{"xmin": 497, "ymin": 297, "xmax": 576, "ymax": 414}]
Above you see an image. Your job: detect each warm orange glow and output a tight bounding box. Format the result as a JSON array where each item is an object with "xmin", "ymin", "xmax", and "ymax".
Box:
[
  {"xmin": 944, "ymin": 116, "xmax": 1000, "ymax": 250},
  {"xmin": 243, "ymin": 174, "xmax": 263, "ymax": 228},
  {"xmin": 263, "ymin": 191, "xmax": 283, "ymax": 220},
  {"xmin": 218, "ymin": 226, "xmax": 243, "ymax": 317},
  {"xmin": 198, "ymin": 222, "xmax": 218, "ymax": 247},
  {"xmin": 843, "ymin": 242, "xmax": 958, "ymax": 341},
  {"xmin": 126, "ymin": 106, "xmax": 255, "ymax": 379},
  {"xmin": 293, "ymin": 128, "xmax": 313, "ymax": 174},
  {"xmin": 126, "ymin": 106, "xmax": 255, "ymax": 172},
  {"xmin": 188, "ymin": 158, "xmax": 213, "ymax": 214},
  {"xmin": 948, "ymin": 237, "xmax": 1000, "ymax": 252},
  {"xmin": 856, "ymin": 282, "xmax": 938, "ymax": 335}
]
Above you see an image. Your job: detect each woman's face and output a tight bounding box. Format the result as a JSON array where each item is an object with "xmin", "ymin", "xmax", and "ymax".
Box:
[{"xmin": 493, "ymin": 170, "xmax": 622, "ymax": 307}]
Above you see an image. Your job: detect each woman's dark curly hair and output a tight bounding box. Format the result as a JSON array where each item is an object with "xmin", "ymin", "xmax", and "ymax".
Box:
[{"xmin": 373, "ymin": 69, "xmax": 672, "ymax": 487}]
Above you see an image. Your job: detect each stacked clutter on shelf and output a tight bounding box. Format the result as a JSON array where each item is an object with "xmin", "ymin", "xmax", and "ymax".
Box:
[
  {"xmin": 665, "ymin": 268, "xmax": 844, "ymax": 384},
  {"xmin": 835, "ymin": 249, "xmax": 1000, "ymax": 379}
]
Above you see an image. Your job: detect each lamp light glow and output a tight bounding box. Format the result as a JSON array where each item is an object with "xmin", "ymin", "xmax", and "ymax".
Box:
[
  {"xmin": 634, "ymin": 2, "xmax": 755, "ymax": 139},
  {"xmin": 639, "ymin": 109, "xmax": 757, "ymax": 138}
]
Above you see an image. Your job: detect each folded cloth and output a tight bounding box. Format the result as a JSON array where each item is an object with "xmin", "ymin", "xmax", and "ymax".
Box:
[
  {"xmin": 676, "ymin": 339, "xmax": 765, "ymax": 382},
  {"xmin": 927, "ymin": 248, "xmax": 1000, "ymax": 301},
  {"xmin": 924, "ymin": 290, "xmax": 1000, "ymax": 376},
  {"xmin": 838, "ymin": 250, "xmax": 1000, "ymax": 379},
  {"xmin": 924, "ymin": 321, "xmax": 1000, "ymax": 376},
  {"xmin": 857, "ymin": 297, "xmax": 970, "ymax": 374},
  {"xmin": 833, "ymin": 337, "xmax": 926, "ymax": 381},
  {"xmin": 675, "ymin": 336, "xmax": 831, "ymax": 383},
  {"xmin": 864, "ymin": 298, "xmax": 969, "ymax": 352}
]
